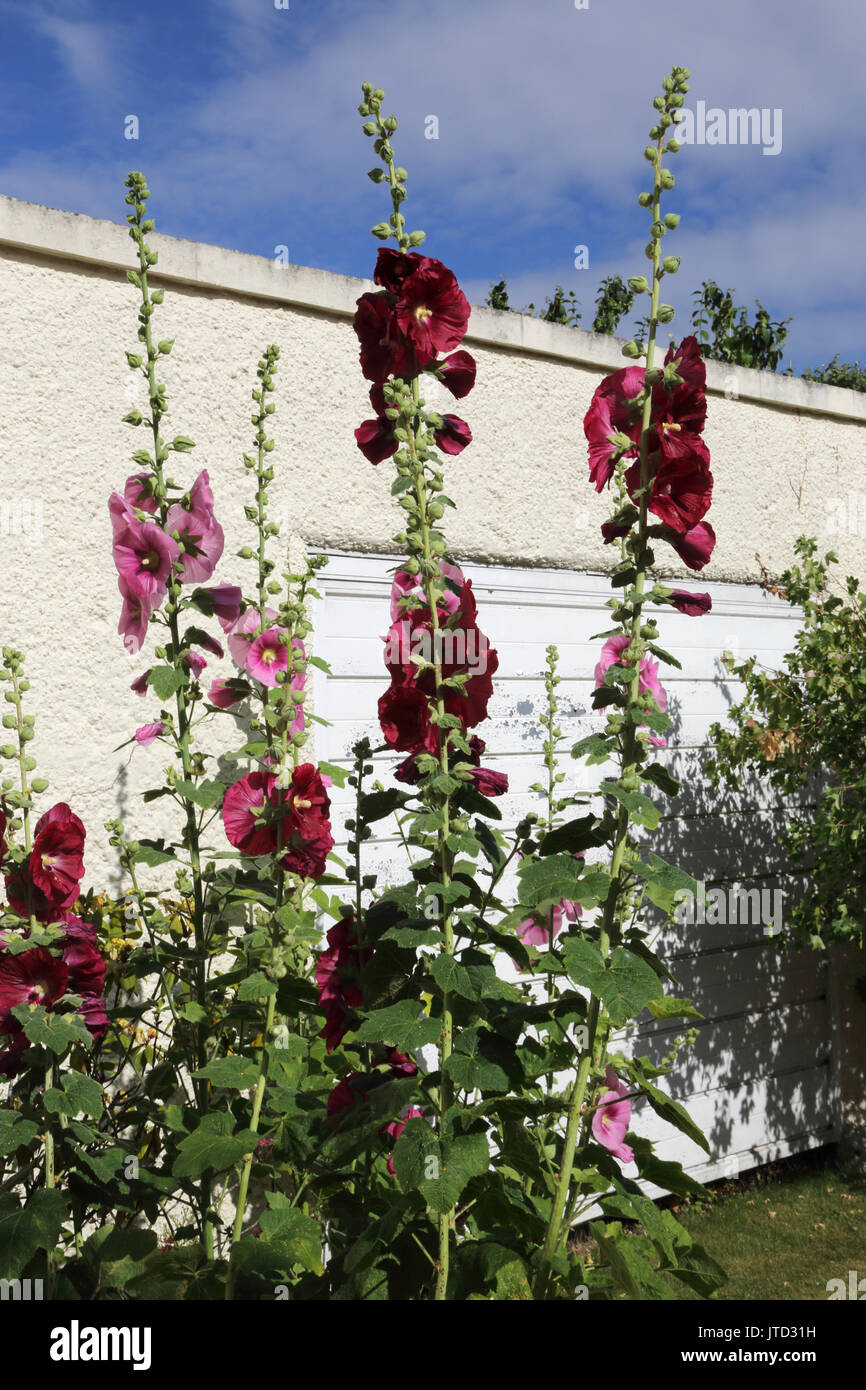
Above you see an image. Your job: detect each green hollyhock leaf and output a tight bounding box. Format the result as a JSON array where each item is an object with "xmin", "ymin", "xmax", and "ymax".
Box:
[
  {"xmin": 637, "ymin": 1079, "xmax": 711, "ymax": 1154},
  {"xmin": 44, "ymin": 1071, "xmax": 104, "ymax": 1118},
  {"xmin": 172, "ymin": 1113, "xmax": 259, "ymax": 1178},
  {"xmin": 133, "ymin": 840, "xmax": 178, "ymax": 868},
  {"xmin": 0, "ymin": 1190, "xmax": 68, "ymax": 1279},
  {"xmin": 359, "ymin": 789, "xmax": 408, "ymax": 823},
  {"xmin": 560, "ymin": 941, "xmax": 661, "ymax": 1026},
  {"xmin": 538, "ymin": 815, "xmax": 605, "ymax": 857},
  {"xmin": 258, "ymin": 1195, "xmax": 323, "ymax": 1273},
  {"xmin": 175, "ymin": 779, "xmax": 225, "ymax": 809},
  {"xmin": 629, "ymin": 852, "xmax": 701, "ymax": 914},
  {"xmin": 11, "ymin": 1005, "xmax": 92, "ymax": 1053},
  {"xmin": 628, "ymin": 1137, "xmax": 711, "ymax": 1199},
  {"xmin": 238, "ymin": 971, "xmax": 277, "ymax": 1001},
  {"xmin": 0, "ymin": 1109, "xmax": 40, "ymax": 1155},
  {"xmin": 391, "ymin": 1118, "xmax": 489, "ymax": 1215},
  {"xmin": 644, "ymin": 996, "xmax": 702, "ymax": 1021},
  {"xmin": 148, "ymin": 666, "xmax": 187, "ymax": 701},
  {"xmin": 591, "ymin": 1219, "xmax": 677, "ymax": 1299},
  {"xmin": 600, "ymin": 781, "xmax": 661, "ymax": 830},
  {"xmin": 641, "ymin": 762, "xmax": 681, "ymax": 797},
  {"xmin": 444, "ymin": 1027, "xmax": 511, "ymax": 1093},
  {"xmin": 192, "ymin": 1056, "xmax": 261, "ymax": 1090},
  {"xmin": 517, "ymin": 854, "xmax": 584, "ymax": 912},
  {"xmin": 353, "ymin": 1000, "xmax": 440, "ymax": 1051}
]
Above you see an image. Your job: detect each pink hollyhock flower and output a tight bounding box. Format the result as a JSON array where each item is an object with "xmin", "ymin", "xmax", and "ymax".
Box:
[
  {"xmin": 516, "ymin": 897, "xmax": 582, "ymax": 947},
  {"xmin": 225, "ymin": 606, "xmax": 278, "ymax": 669},
  {"xmin": 434, "ymin": 349, "xmax": 476, "ymax": 399},
  {"xmin": 109, "ymin": 494, "xmax": 179, "ymax": 603},
  {"xmin": 208, "ymin": 678, "xmax": 250, "ymax": 709},
  {"xmin": 668, "ymin": 588, "xmax": 712, "ymax": 617},
  {"xmin": 195, "ymin": 584, "xmax": 243, "ymax": 631},
  {"xmin": 183, "ymin": 651, "xmax": 208, "ymax": 680},
  {"xmin": 134, "ymin": 722, "xmax": 166, "ymax": 747},
  {"xmin": 0, "ymin": 948, "xmax": 68, "ymax": 1030},
  {"xmin": 384, "ymin": 1108, "xmax": 426, "ymax": 1176},
  {"xmin": 255, "ymin": 1136, "xmax": 274, "ymax": 1161},
  {"xmin": 117, "ymin": 583, "xmax": 152, "ymax": 656},
  {"xmin": 165, "ymin": 471, "xmax": 224, "ymax": 584},
  {"xmin": 591, "ymin": 1066, "xmax": 634, "ymax": 1164},
  {"xmin": 434, "ymin": 413, "xmax": 472, "ymax": 455},
  {"xmin": 247, "ymin": 628, "xmax": 289, "ymax": 687},
  {"xmin": 123, "ymin": 472, "xmax": 158, "ymax": 515},
  {"xmin": 130, "ymin": 670, "xmax": 151, "ymax": 697},
  {"xmin": 594, "ymin": 636, "xmax": 667, "ymax": 749},
  {"xmin": 394, "ymin": 259, "xmax": 470, "ymax": 362}
]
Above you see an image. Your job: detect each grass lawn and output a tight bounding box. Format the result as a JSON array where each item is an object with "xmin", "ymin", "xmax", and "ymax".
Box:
[{"xmin": 661, "ymin": 1149, "xmax": 866, "ymax": 1299}]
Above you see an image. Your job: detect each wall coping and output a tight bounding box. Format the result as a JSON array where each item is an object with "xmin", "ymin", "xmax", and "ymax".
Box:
[{"xmin": 2, "ymin": 192, "xmax": 865, "ymax": 425}]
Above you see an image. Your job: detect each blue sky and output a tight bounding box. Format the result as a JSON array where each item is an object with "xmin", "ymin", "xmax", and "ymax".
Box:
[{"xmin": 0, "ymin": 0, "xmax": 863, "ymax": 373}]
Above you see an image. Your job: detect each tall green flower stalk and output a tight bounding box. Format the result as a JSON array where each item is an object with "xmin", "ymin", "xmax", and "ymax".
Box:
[{"xmin": 533, "ymin": 65, "xmax": 692, "ymax": 1298}]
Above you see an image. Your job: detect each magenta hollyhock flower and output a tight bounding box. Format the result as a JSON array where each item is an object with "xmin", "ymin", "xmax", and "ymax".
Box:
[
  {"xmin": 467, "ymin": 736, "xmax": 508, "ymax": 797},
  {"xmin": 165, "ymin": 471, "xmax": 224, "ymax": 584},
  {"xmin": 255, "ymin": 1136, "xmax": 275, "ymax": 1161},
  {"xmin": 394, "ymin": 259, "xmax": 470, "ymax": 362},
  {"xmin": 222, "ymin": 771, "xmax": 281, "ymax": 857},
  {"xmin": 434, "ymin": 349, "xmax": 476, "ymax": 399},
  {"xmin": 668, "ymin": 588, "xmax": 712, "ymax": 616},
  {"xmin": 123, "ymin": 472, "xmax": 158, "ymax": 515},
  {"xmin": 378, "ymin": 683, "xmax": 436, "ymax": 754},
  {"xmin": 109, "ymin": 494, "xmax": 179, "ymax": 603},
  {"xmin": 0, "ymin": 948, "xmax": 69, "ymax": 1030},
  {"xmin": 184, "ymin": 627, "xmax": 225, "ymax": 659},
  {"xmin": 196, "ymin": 584, "xmax": 243, "ymax": 630},
  {"xmin": 384, "ymin": 1108, "xmax": 426, "ymax": 1176},
  {"xmin": 516, "ymin": 897, "xmax": 582, "ymax": 947},
  {"xmin": 183, "ymin": 651, "xmax": 208, "ymax": 680},
  {"xmin": 130, "ymin": 670, "xmax": 151, "ymax": 697},
  {"xmin": 117, "ymin": 582, "xmax": 152, "ymax": 656},
  {"xmin": 386, "ymin": 1048, "xmax": 419, "ymax": 1078},
  {"xmin": 247, "ymin": 628, "xmax": 289, "ymax": 687},
  {"xmin": 61, "ymin": 928, "xmax": 105, "ymax": 997},
  {"xmin": 583, "ymin": 365, "xmax": 645, "ymax": 491},
  {"xmin": 434, "ymin": 414, "xmax": 472, "ymax": 455},
  {"xmin": 593, "ymin": 635, "xmax": 667, "ymax": 711},
  {"xmin": 134, "ymin": 722, "xmax": 166, "ymax": 747},
  {"xmin": 660, "ymin": 519, "xmax": 716, "ymax": 571},
  {"xmin": 591, "ymin": 1066, "xmax": 634, "ymax": 1164},
  {"xmin": 208, "ymin": 678, "xmax": 250, "ymax": 709}
]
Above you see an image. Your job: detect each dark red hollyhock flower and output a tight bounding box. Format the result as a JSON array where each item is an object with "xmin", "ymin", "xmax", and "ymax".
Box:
[
  {"xmin": 434, "ymin": 414, "xmax": 472, "ymax": 456},
  {"xmin": 583, "ymin": 364, "xmax": 645, "ymax": 491},
  {"xmin": 394, "ymin": 258, "xmax": 470, "ymax": 364},
  {"xmin": 654, "ymin": 520, "xmax": 716, "ymax": 571},
  {"xmin": 61, "ymin": 924, "xmax": 106, "ymax": 997},
  {"xmin": 327, "ymin": 1073, "xmax": 368, "ymax": 1129},
  {"xmin": 434, "ymin": 349, "xmax": 477, "ymax": 400},
  {"xmin": 668, "ymin": 588, "xmax": 712, "ymax": 616},
  {"xmin": 222, "ymin": 770, "xmax": 282, "ymax": 857},
  {"xmin": 467, "ymin": 737, "xmax": 508, "ymax": 798},
  {"xmin": 0, "ymin": 1030, "xmax": 28, "ymax": 1078},
  {"xmin": 354, "ymin": 292, "xmax": 416, "ymax": 383},
  {"xmin": 30, "ymin": 802, "xmax": 86, "ymax": 909},
  {"xmin": 378, "ymin": 683, "xmax": 437, "ymax": 754},
  {"xmin": 316, "ymin": 917, "xmax": 372, "ymax": 1052},
  {"xmin": 627, "ymin": 436, "xmax": 712, "ymax": 535},
  {"xmin": 281, "ymin": 826, "xmax": 333, "ymax": 881},
  {"xmin": 652, "ymin": 335, "xmax": 707, "ymax": 443},
  {"xmin": 77, "ymin": 992, "xmax": 109, "ymax": 1041},
  {"xmin": 0, "ymin": 948, "xmax": 69, "ymax": 1030},
  {"xmin": 373, "ymin": 248, "xmax": 424, "ymax": 293},
  {"xmin": 222, "ymin": 764, "xmax": 333, "ymax": 878},
  {"xmin": 386, "ymin": 1048, "xmax": 419, "ymax": 1077},
  {"xmin": 354, "ymin": 384, "xmax": 398, "ymax": 465}
]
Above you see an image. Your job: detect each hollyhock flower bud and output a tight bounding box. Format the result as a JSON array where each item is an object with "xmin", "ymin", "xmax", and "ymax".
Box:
[
  {"xmin": 117, "ymin": 583, "xmax": 151, "ymax": 656},
  {"xmin": 165, "ymin": 471, "xmax": 224, "ymax": 585},
  {"xmin": 130, "ymin": 670, "xmax": 151, "ymax": 697},
  {"xmin": 183, "ymin": 652, "xmax": 208, "ymax": 680},
  {"xmin": 591, "ymin": 1065, "xmax": 634, "ymax": 1164},
  {"xmin": 134, "ymin": 722, "xmax": 166, "ymax": 747},
  {"xmin": 660, "ymin": 587, "xmax": 712, "ymax": 616},
  {"xmin": 184, "ymin": 628, "xmax": 225, "ymax": 659},
  {"xmin": 0, "ymin": 808, "xmax": 7, "ymax": 868},
  {"xmin": 196, "ymin": 584, "xmax": 243, "ymax": 631}
]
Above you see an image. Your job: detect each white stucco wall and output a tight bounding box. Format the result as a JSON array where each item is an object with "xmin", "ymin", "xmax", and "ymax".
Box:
[{"xmin": 1, "ymin": 193, "xmax": 865, "ymax": 889}]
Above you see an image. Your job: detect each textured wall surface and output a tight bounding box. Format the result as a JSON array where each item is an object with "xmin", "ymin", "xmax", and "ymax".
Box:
[{"xmin": 2, "ymin": 193, "xmax": 866, "ymax": 890}]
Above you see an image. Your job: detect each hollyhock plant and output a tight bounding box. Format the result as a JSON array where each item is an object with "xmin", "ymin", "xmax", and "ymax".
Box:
[{"xmin": 591, "ymin": 1067, "xmax": 635, "ymax": 1164}]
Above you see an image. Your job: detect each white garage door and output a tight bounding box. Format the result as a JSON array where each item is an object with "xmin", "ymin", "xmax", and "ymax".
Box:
[{"xmin": 312, "ymin": 551, "xmax": 839, "ymax": 1192}]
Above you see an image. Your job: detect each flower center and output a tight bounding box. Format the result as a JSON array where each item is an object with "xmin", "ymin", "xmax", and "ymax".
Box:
[
  {"xmin": 413, "ymin": 304, "xmax": 432, "ymax": 323},
  {"xmin": 140, "ymin": 548, "xmax": 160, "ymax": 571},
  {"xmin": 294, "ymin": 798, "xmax": 312, "ymax": 811}
]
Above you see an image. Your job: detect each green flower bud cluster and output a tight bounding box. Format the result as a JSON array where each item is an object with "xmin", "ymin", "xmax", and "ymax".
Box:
[{"xmin": 358, "ymin": 83, "xmax": 425, "ymax": 251}]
